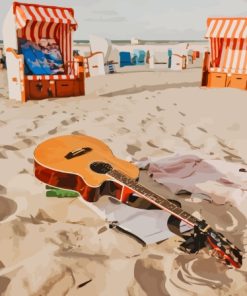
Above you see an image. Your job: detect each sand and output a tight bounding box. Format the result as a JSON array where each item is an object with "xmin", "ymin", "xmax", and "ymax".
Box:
[{"xmin": 0, "ymin": 67, "xmax": 247, "ymax": 296}]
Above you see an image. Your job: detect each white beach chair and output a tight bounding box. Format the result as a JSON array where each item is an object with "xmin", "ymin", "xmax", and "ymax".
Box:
[
  {"xmin": 171, "ymin": 54, "xmax": 186, "ymax": 71},
  {"xmin": 84, "ymin": 52, "xmax": 106, "ymax": 77},
  {"xmin": 149, "ymin": 51, "xmax": 169, "ymax": 70},
  {"xmin": 89, "ymin": 35, "xmax": 112, "ymax": 64}
]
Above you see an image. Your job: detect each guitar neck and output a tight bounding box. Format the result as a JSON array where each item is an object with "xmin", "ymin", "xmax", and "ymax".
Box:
[{"xmin": 107, "ymin": 169, "xmax": 200, "ymax": 227}]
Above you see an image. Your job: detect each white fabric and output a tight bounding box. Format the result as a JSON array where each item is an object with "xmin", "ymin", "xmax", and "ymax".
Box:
[
  {"xmin": 135, "ymin": 154, "xmax": 247, "ymax": 207},
  {"xmin": 82, "ymin": 195, "xmax": 192, "ymax": 244}
]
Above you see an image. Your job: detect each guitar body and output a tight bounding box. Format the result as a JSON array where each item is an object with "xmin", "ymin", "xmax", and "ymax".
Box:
[{"xmin": 34, "ymin": 134, "xmax": 139, "ymax": 202}]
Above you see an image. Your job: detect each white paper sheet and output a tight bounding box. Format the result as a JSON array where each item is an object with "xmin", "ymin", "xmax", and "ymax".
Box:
[{"xmin": 83, "ymin": 195, "xmax": 192, "ymax": 244}]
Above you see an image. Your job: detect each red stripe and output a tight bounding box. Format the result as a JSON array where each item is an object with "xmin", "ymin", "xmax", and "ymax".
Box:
[
  {"xmin": 29, "ymin": 21, "xmax": 36, "ymax": 42},
  {"xmin": 239, "ymin": 20, "xmax": 247, "ymax": 39},
  {"xmin": 53, "ymin": 8, "xmax": 63, "ymax": 24},
  {"xmin": 38, "ymin": 22, "xmax": 45, "ymax": 40},
  {"xmin": 33, "ymin": 6, "xmax": 45, "ymax": 22},
  {"xmin": 25, "ymin": 5, "xmax": 36, "ymax": 21},
  {"xmin": 62, "ymin": 24, "xmax": 66, "ymax": 64},
  {"xmin": 217, "ymin": 38, "xmax": 224, "ymax": 67},
  {"xmin": 43, "ymin": 7, "xmax": 54, "ymax": 23},
  {"xmin": 22, "ymin": 23, "xmax": 27, "ymax": 40},
  {"xmin": 46, "ymin": 22, "xmax": 53, "ymax": 39},
  {"xmin": 34, "ymin": 22, "xmax": 41, "ymax": 43},
  {"xmin": 228, "ymin": 39, "xmax": 238, "ymax": 73},
  {"xmin": 67, "ymin": 25, "xmax": 72, "ymax": 61},
  {"xmin": 54, "ymin": 24, "xmax": 60, "ymax": 41},
  {"xmin": 61, "ymin": 8, "xmax": 71, "ymax": 25}
]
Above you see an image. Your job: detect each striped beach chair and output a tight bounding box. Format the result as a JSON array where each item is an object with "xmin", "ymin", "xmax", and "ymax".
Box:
[
  {"xmin": 202, "ymin": 17, "xmax": 247, "ymax": 90},
  {"xmin": 3, "ymin": 2, "xmax": 85, "ymax": 102}
]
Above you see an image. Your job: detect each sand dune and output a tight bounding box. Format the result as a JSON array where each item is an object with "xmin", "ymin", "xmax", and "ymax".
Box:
[{"xmin": 0, "ymin": 68, "xmax": 247, "ymax": 295}]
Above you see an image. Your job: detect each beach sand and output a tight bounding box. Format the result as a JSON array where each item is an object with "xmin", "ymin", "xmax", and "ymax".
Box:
[{"xmin": 0, "ymin": 68, "xmax": 247, "ymax": 295}]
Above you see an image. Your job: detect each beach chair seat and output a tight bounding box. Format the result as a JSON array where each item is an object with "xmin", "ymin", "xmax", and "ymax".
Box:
[
  {"xmin": 25, "ymin": 74, "xmax": 83, "ymax": 99},
  {"xmin": 149, "ymin": 51, "xmax": 169, "ymax": 69}
]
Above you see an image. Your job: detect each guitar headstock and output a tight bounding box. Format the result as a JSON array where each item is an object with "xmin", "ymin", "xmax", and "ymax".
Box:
[{"xmin": 206, "ymin": 229, "xmax": 242, "ymax": 268}]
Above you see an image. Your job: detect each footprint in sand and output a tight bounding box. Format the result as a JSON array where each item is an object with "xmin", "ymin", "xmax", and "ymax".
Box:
[
  {"xmin": 126, "ymin": 144, "xmax": 141, "ymax": 155},
  {"xmin": 36, "ymin": 115, "xmax": 44, "ymax": 119},
  {"xmin": 0, "ymin": 151, "xmax": 7, "ymax": 159},
  {"xmin": 117, "ymin": 127, "xmax": 130, "ymax": 135},
  {"xmin": 61, "ymin": 120, "xmax": 69, "ymax": 126},
  {"xmin": 197, "ymin": 127, "xmax": 207, "ymax": 133},
  {"xmin": 147, "ymin": 140, "xmax": 159, "ymax": 148},
  {"xmin": 0, "ymin": 196, "xmax": 17, "ymax": 222},
  {"xmin": 179, "ymin": 111, "xmax": 186, "ymax": 116},
  {"xmin": 0, "ymin": 276, "xmax": 10, "ymax": 295},
  {"xmin": 156, "ymin": 106, "xmax": 165, "ymax": 112},
  {"xmin": 95, "ymin": 116, "xmax": 105, "ymax": 122},
  {"xmin": 27, "ymin": 158, "xmax": 34, "ymax": 164},
  {"xmin": 0, "ymin": 120, "xmax": 6, "ymax": 127},
  {"xmin": 117, "ymin": 116, "xmax": 124, "ymax": 123},
  {"xmin": 3, "ymin": 145, "xmax": 19, "ymax": 151},
  {"xmin": 0, "ymin": 185, "xmax": 6, "ymax": 194},
  {"xmin": 160, "ymin": 126, "xmax": 166, "ymax": 132},
  {"xmin": 48, "ymin": 127, "xmax": 58, "ymax": 135},
  {"xmin": 71, "ymin": 116, "xmax": 79, "ymax": 123}
]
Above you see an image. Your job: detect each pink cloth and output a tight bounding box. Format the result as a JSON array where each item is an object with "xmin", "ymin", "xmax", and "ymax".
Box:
[{"xmin": 136, "ymin": 154, "xmax": 247, "ymax": 207}]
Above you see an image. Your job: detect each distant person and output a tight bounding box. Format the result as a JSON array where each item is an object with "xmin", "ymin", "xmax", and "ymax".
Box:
[
  {"xmin": 0, "ymin": 48, "xmax": 4, "ymax": 69},
  {"xmin": 73, "ymin": 50, "xmax": 80, "ymax": 57}
]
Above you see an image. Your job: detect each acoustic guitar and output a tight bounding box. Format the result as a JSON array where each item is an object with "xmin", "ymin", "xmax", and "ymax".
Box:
[{"xmin": 33, "ymin": 134, "xmax": 242, "ymax": 268}]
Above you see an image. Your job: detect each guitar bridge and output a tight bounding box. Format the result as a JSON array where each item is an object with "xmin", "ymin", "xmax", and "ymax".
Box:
[{"xmin": 65, "ymin": 147, "xmax": 92, "ymax": 159}]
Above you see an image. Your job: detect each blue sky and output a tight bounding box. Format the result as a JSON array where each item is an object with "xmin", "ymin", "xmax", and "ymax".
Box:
[{"xmin": 1, "ymin": 0, "xmax": 246, "ymax": 40}]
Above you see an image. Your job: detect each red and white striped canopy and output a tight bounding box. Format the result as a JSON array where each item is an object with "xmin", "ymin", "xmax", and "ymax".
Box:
[
  {"xmin": 13, "ymin": 2, "xmax": 78, "ymax": 66},
  {"xmin": 13, "ymin": 2, "xmax": 77, "ymax": 30},
  {"xmin": 205, "ymin": 18, "xmax": 247, "ymax": 74},
  {"xmin": 206, "ymin": 18, "xmax": 247, "ymax": 39}
]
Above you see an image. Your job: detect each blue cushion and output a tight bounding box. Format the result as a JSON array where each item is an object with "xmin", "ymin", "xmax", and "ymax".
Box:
[
  {"xmin": 19, "ymin": 39, "xmax": 50, "ymax": 75},
  {"xmin": 22, "ymin": 46, "xmax": 47, "ymax": 75},
  {"xmin": 133, "ymin": 49, "xmax": 145, "ymax": 65},
  {"xmin": 119, "ymin": 52, "xmax": 132, "ymax": 67},
  {"xmin": 39, "ymin": 39, "xmax": 65, "ymax": 74},
  {"xmin": 30, "ymin": 45, "xmax": 52, "ymax": 75}
]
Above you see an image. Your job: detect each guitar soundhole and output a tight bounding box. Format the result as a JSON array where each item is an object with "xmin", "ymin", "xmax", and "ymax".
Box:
[{"xmin": 90, "ymin": 162, "xmax": 113, "ymax": 174}]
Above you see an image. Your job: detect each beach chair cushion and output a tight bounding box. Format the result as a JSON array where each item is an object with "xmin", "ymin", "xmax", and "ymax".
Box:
[
  {"xmin": 39, "ymin": 39, "xmax": 65, "ymax": 74},
  {"xmin": 119, "ymin": 52, "xmax": 132, "ymax": 67},
  {"xmin": 19, "ymin": 39, "xmax": 51, "ymax": 75},
  {"xmin": 133, "ymin": 49, "xmax": 146, "ymax": 65},
  {"xmin": 30, "ymin": 44, "xmax": 53, "ymax": 74}
]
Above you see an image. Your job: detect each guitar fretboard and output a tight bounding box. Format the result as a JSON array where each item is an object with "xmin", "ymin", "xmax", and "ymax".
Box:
[{"xmin": 107, "ymin": 169, "xmax": 199, "ymax": 226}]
